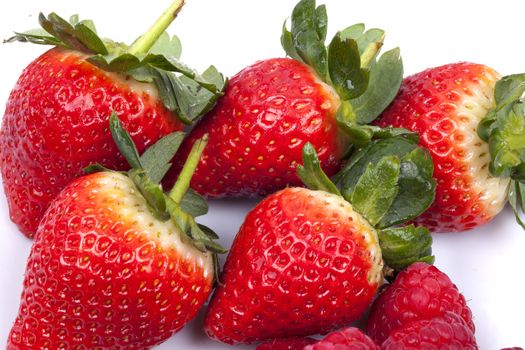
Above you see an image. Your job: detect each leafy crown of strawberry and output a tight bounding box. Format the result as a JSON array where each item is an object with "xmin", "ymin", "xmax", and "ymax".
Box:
[
  {"xmin": 298, "ymin": 134, "xmax": 435, "ymax": 274},
  {"xmin": 87, "ymin": 113, "xmax": 226, "ymax": 280},
  {"xmin": 478, "ymin": 74, "xmax": 525, "ymax": 227},
  {"xmin": 282, "ymin": 0, "xmax": 404, "ymax": 148},
  {"xmin": 5, "ymin": 0, "xmax": 226, "ymax": 125}
]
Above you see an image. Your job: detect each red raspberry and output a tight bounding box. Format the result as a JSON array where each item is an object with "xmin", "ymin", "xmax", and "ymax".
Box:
[
  {"xmin": 381, "ymin": 312, "xmax": 477, "ymax": 349},
  {"xmin": 304, "ymin": 327, "xmax": 378, "ymax": 350},
  {"xmin": 366, "ymin": 262, "xmax": 474, "ymax": 344},
  {"xmin": 256, "ymin": 337, "xmax": 317, "ymax": 350}
]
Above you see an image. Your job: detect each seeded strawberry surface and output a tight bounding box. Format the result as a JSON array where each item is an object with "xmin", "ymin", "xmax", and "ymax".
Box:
[
  {"xmin": 375, "ymin": 62, "xmax": 509, "ymax": 232},
  {"xmin": 204, "ymin": 187, "xmax": 383, "ymax": 344},
  {"xmin": 175, "ymin": 58, "xmax": 343, "ymax": 197},
  {"xmin": 366, "ymin": 262, "xmax": 474, "ymax": 345},
  {"xmin": 7, "ymin": 172, "xmax": 213, "ymax": 349},
  {"xmin": 0, "ymin": 48, "xmax": 181, "ymax": 237}
]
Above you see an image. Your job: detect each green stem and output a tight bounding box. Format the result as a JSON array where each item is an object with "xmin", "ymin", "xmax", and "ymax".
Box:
[
  {"xmin": 360, "ymin": 39, "xmax": 384, "ymax": 68},
  {"xmin": 169, "ymin": 134, "xmax": 208, "ymax": 204},
  {"xmin": 128, "ymin": 0, "xmax": 185, "ymax": 55}
]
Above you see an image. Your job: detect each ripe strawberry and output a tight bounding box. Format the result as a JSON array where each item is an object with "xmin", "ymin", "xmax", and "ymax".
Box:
[
  {"xmin": 174, "ymin": 0, "xmax": 404, "ymax": 197},
  {"xmin": 256, "ymin": 337, "xmax": 317, "ymax": 350},
  {"xmin": 303, "ymin": 327, "xmax": 378, "ymax": 350},
  {"xmin": 0, "ymin": 2, "xmax": 225, "ymax": 237},
  {"xmin": 7, "ymin": 115, "xmax": 224, "ymax": 349},
  {"xmin": 204, "ymin": 141, "xmax": 436, "ymax": 344},
  {"xmin": 381, "ymin": 312, "xmax": 477, "ymax": 349},
  {"xmin": 366, "ymin": 262, "xmax": 474, "ymax": 345},
  {"xmin": 375, "ymin": 63, "xmax": 525, "ymax": 232}
]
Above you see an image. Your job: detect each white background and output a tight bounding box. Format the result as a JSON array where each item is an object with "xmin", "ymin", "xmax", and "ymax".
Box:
[{"xmin": 0, "ymin": 1, "xmax": 524, "ymax": 349}]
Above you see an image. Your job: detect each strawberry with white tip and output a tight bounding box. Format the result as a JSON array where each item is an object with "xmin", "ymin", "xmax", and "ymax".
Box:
[
  {"xmin": 0, "ymin": 0, "xmax": 225, "ymax": 237},
  {"xmin": 7, "ymin": 114, "xmax": 224, "ymax": 349},
  {"xmin": 375, "ymin": 64, "xmax": 525, "ymax": 231},
  {"xmin": 204, "ymin": 135, "xmax": 436, "ymax": 344}
]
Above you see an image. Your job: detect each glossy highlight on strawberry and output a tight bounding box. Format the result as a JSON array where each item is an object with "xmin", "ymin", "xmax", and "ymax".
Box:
[
  {"xmin": 204, "ymin": 187, "xmax": 383, "ymax": 344},
  {"xmin": 0, "ymin": 48, "xmax": 180, "ymax": 237},
  {"xmin": 177, "ymin": 58, "xmax": 342, "ymax": 197},
  {"xmin": 0, "ymin": 2, "xmax": 225, "ymax": 238},
  {"xmin": 174, "ymin": 0, "xmax": 403, "ymax": 198},
  {"xmin": 7, "ymin": 172, "xmax": 214, "ymax": 349}
]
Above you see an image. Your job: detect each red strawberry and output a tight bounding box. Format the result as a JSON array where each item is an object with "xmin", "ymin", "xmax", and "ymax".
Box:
[
  {"xmin": 204, "ymin": 142, "xmax": 435, "ymax": 344},
  {"xmin": 375, "ymin": 63, "xmax": 525, "ymax": 232},
  {"xmin": 366, "ymin": 262, "xmax": 474, "ymax": 345},
  {"xmin": 256, "ymin": 337, "xmax": 317, "ymax": 350},
  {"xmin": 7, "ymin": 115, "xmax": 224, "ymax": 349},
  {"xmin": 304, "ymin": 327, "xmax": 378, "ymax": 350},
  {"xmin": 174, "ymin": 0, "xmax": 403, "ymax": 197},
  {"xmin": 0, "ymin": 2, "xmax": 224, "ymax": 237},
  {"xmin": 381, "ymin": 312, "xmax": 477, "ymax": 349}
]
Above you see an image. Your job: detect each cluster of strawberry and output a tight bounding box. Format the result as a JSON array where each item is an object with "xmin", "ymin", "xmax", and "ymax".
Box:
[{"xmin": 1, "ymin": 0, "xmax": 524, "ymax": 349}]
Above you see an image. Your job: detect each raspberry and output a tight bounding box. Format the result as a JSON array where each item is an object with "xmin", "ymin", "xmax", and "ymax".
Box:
[
  {"xmin": 304, "ymin": 327, "xmax": 378, "ymax": 350},
  {"xmin": 366, "ymin": 262, "xmax": 474, "ymax": 344},
  {"xmin": 381, "ymin": 312, "xmax": 477, "ymax": 349},
  {"xmin": 256, "ymin": 337, "xmax": 317, "ymax": 350}
]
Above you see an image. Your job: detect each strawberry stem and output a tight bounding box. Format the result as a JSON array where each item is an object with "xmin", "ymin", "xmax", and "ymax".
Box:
[
  {"xmin": 169, "ymin": 134, "xmax": 208, "ymax": 204},
  {"xmin": 128, "ymin": 0, "xmax": 185, "ymax": 55}
]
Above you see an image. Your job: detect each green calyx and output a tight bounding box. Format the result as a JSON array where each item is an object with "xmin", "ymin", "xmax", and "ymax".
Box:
[
  {"xmin": 297, "ymin": 136, "xmax": 435, "ymax": 273},
  {"xmin": 478, "ymin": 74, "xmax": 525, "ymax": 179},
  {"xmin": 87, "ymin": 113, "xmax": 226, "ymax": 279},
  {"xmin": 477, "ymin": 74, "xmax": 525, "ymax": 228},
  {"xmin": 281, "ymin": 0, "xmax": 403, "ymax": 147},
  {"xmin": 5, "ymin": 1, "xmax": 226, "ymax": 125}
]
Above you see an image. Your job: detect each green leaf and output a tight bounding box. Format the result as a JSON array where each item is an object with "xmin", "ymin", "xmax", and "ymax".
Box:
[
  {"xmin": 349, "ymin": 156, "xmax": 400, "ymax": 226},
  {"xmin": 289, "ymin": 0, "xmax": 328, "ymax": 80},
  {"xmin": 165, "ymin": 196, "xmax": 226, "ymax": 254},
  {"xmin": 314, "ymin": 4, "xmax": 328, "ymax": 42},
  {"xmin": 39, "ymin": 12, "xmax": 107, "ymax": 55},
  {"xmin": 149, "ymin": 32, "xmax": 182, "ymax": 59},
  {"xmin": 335, "ymin": 135, "xmax": 435, "ymax": 228},
  {"xmin": 488, "ymin": 101, "xmax": 525, "ymax": 177},
  {"xmin": 295, "ymin": 30, "xmax": 328, "ymax": 80},
  {"xmin": 351, "ymin": 48, "xmax": 404, "ymax": 124},
  {"xmin": 297, "ymin": 143, "xmax": 341, "ymax": 196},
  {"xmin": 340, "ymin": 24, "xmax": 385, "ymax": 66},
  {"xmin": 281, "ymin": 21, "xmax": 302, "ymax": 61},
  {"xmin": 140, "ymin": 132, "xmax": 185, "ymax": 183},
  {"xmin": 180, "ymin": 189, "xmax": 209, "ymax": 217},
  {"xmin": 328, "ymin": 33, "xmax": 368, "ymax": 100},
  {"xmin": 109, "ymin": 113, "xmax": 142, "ymax": 169},
  {"xmin": 494, "ymin": 74, "xmax": 525, "ymax": 107},
  {"xmin": 129, "ymin": 169, "xmax": 170, "ymax": 221},
  {"xmin": 378, "ymin": 225, "xmax": 434, "ymax": 272},
  {"xmin": 378, "ymin": 147, "xmax": 436, "ymax": 228},
  {"xmin": 507, "ymin": 180, "xmax": 525, "ymax": 229},
  {"xmin": 198, "ymin": 224, "xmax": 219, "ymax": 239}
]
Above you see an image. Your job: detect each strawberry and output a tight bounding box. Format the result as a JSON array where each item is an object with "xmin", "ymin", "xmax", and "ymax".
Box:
[
  {"xmin": 375, "ymin": 63, "xmax": 525, "ymax": 232},
  {"xmin": 256, "ymin": 337, "xmax": 317, "ymax": 350},
  {"xmin": 7, "ymin": 114, "xmax": 225, "ymax": 349},
  {"xmin": 173, "ymin": 0, "xmax": 404, "ymax": 197},
  {"xmin": 381, "ymin": 312, "xmax": 477, "ymax": 349},
  {"xmin": 0, "ymin": 1, "xmax": 225, "ymax": 237},
  {"xmin": 366, "ymin": 262, "xmax": 474, "ymax": 345},
  {"xmin": 303, "ymin": 327, "xmax": 378, "ymax": 350},
  {"xmin": 203, "ymin": 138, "xmax": 436, "ymax": 344}
]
